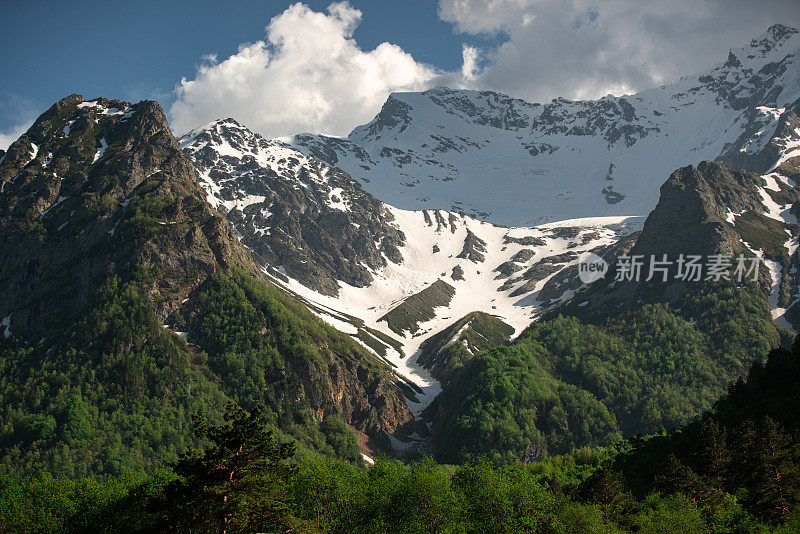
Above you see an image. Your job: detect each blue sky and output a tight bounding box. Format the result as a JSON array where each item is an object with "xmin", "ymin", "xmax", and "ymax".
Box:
[
  {"xmin": 1, "ymin": 0, "xmax": 797, "ymax": 146},
  {"xmin": 0, "ymin": 1, "xmax": 499, "ymax": 142}
]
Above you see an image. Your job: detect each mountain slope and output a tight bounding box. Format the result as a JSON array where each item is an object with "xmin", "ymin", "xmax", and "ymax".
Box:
[
  {"xmin": 178, "ymin": 118, "xmax": 643, "ymax": 414},
  {"xmin": 0, "ymin": 95, "xmax": 413, "ymax": 476},
  {"xmin": 423, "ymin": 137, "xmax": 800, "ymax": 462},
  {"xmin": 169, "ymin": 25, "xmax": 800, "ymax": 456},
  {"xmin": 416, "ymin": 311, "xmax": 514, "ymax": 386},
  {"xmin": 289, "ymin": 25, "xmax": 800, "ymax": 226},
  {"xmin": 179, "ymin": 119, "xmax": 404, "ymax": 296}
]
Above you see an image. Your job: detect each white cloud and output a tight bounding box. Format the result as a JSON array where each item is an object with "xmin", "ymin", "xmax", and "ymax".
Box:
[
  {"xmin": 461, "ymin": 44, "xmax": 480, "ymax": 80},
  {"xmin": 170, "ymin": 2, "xmax": 446, "ymax": 138},
  {"xmin": 439, "ymin": 0, "xmax": 800, "ymax": 103},
  {"xmin": 170, "ymin": 0, "xmax": 798, "ymax": 139}
]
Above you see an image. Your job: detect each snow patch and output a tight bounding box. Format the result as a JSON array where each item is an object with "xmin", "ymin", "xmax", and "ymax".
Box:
[{"xmin": 92, "ymin": 138, "xmax": 108, "ymax": 163}]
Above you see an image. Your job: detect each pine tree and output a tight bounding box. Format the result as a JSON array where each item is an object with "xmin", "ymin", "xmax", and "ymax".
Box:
[
  {"xmin": 693, "ymin": 416, "xmax": 731, "ymax": 492},
  {"xmin": 747, "ymin": 417, "xmax": 800, "ymax": 524},
  {"xmin": 656, "ymin": 454, "xmax": 718, "ymax": 509},
  {"xmin": 159, "ymin": 402, "xmax": 299, "ymax": 534},
  {"xmin": 578, "ymin": 466, "xmax": 638, "ymax": 525}
]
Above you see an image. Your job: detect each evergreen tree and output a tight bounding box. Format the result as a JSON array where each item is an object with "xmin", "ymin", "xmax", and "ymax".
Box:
[
  {"xmin": 578, "ymin": 466, "xmax": 638, "ymax": 526},
  {"xmin": 157, "ymin": 403, "xmax": 299, "ymax": 534},
  {"xmin": 693, "ymin": 416, "xmax": 731, "ymax": 492},
  {"xmin": 655, "ymin": 454, "xmax": 718, "ymax": 510},
  {"xmin": 747, "ymin": 417, "xmax": 800, "ymax": 524}
]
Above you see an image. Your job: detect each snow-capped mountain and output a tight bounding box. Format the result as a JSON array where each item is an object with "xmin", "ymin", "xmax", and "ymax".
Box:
[
  {"xmin": 288, "ymin": 24, "xmax": 800, "ymax": 227},
  {"xmin": 179, "ymin": 119, "xmax": 404, "ymax": 296},
  {"xmin": 178, "ymin": 120, "xmax": 642, "ymax": 410},
  {"xmin": 177, "ymin": 25, "xmax": 800, "ymax": 416}
]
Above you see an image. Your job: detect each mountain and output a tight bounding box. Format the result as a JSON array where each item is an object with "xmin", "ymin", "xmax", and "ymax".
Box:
[
  {"xmin": 421, "ymin": 133, "xmax": 800, "ymax": 462},
  {"xmin": 2, "ymin": 25, "xmax": 799, "ymax": 474},
  {"xmin": 179, "ymin": 119, "xmax": 405, "ymax": 296},
  {"xmin": 557, "ymin": 111, "xmax": 800, "ymax": 329},
  {"xmin": 420, "ymin": 106, "xmax": 800, "ymax": 461},
  {"xmin": 288, "ymin": 24, "xmax": 800, "ymax": 226},
  {"xmin": 0, "ymin": 95, "xmax": 413, "ymax": 476},
  {"xmin": 177, "ymin": 118, "xmax": 643, "ymax": 414},
  {"xmin": 173, "ymin": 25, "xmax": 800, "ymax": 431}
]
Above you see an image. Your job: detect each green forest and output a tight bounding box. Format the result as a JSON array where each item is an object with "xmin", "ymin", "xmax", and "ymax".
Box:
[
  {"xmin": 425, "ymin": 282, "xmax": 786, "ymax": 464},
  {"xmin": 1, "ymin": 261, "xmax": 798, "ymax": 532},
  {"xmin": 2, "ymin": 339, "xmax": 799, "ymax": 532},
  {"xmin": 0, "ymin": 265, "xmax": 395, "ymax": 478}
]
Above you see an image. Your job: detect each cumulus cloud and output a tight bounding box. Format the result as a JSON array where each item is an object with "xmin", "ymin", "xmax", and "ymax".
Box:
[
  {"xmin": 170, "ymin": 2, "xmax": 448, "ymax": 138},
  {"xmin": 461, "ymin": 44, "xmax": 481, "ymax": 81},
  {"xmin": 170, "ymin": 0, "xmax": 798, "ymax": 139},
  {"xmin": 439, "ymin": 0, "xmax": 800, "ymax": 103}
]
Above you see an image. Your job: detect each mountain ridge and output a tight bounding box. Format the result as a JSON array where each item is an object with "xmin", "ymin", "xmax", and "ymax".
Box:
[{"xmin": 286, "ymin": 24, "xmax": 800, "ymax": 226}]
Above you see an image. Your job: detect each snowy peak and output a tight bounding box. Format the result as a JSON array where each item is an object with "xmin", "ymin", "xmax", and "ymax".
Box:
[
  {"xmin": 179, "ymin": 120, "xmax": 407, "ymax": 296},
  {"xmin": 745, "ymin": 24, "xmax": 798, "ymax": 59},
  {"xmin": 287, "ymin": 26, "xmax": 800, "ymax": 226}
]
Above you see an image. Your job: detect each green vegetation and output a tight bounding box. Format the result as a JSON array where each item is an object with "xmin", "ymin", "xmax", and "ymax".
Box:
[
  {"xmin": 3, "ymin": 340, "xmax": 799, "ymax": 532},
  {"xmin": 427, "ymin": 343, "xmax": 621, "ymax": 464},
  {"xmin": 427, "ymin": 282, "xmax": 785, "ymax": 464},
  {"xmin": 417, "ymin": 311, "xmax": 514, "ymax": 384},
  {"xmin": 733, "ymin": 210, "xmax": 796, "ymax": 259},
  {"xmin": 379, "ymin": 279, "xmax": 455, "ymax": 335},
  {"xmin": 0, "ymin": 263, "xmax": 405, "ymax": 478}
]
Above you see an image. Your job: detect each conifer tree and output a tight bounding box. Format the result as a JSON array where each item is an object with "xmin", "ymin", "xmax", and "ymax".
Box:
[{"xmin": 159, "ymin": 402, "xmax": 299, "ymax": 534}]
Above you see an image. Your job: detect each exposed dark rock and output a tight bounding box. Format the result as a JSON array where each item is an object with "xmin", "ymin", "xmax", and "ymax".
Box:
[
  {"xmin": 503, "ymin": 234, "xmax": 546, "ymax": 246},
  {"xmin": 494, "ymin": 261, "xmax": 522, "ymax": 279},
  {"xmin": 457, "ymin": 229, "xmax": 487, "ymax": 262},
  {"xmin": 511, "ymin": 249, "xmax": 534, "ymax": 263},
  {"xmin": 180, "ymin": 121, "xmax": 406, "ymax": 296}
]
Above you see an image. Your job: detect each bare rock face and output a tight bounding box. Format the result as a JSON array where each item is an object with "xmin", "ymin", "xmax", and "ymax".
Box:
[
  {"xmin": 179, "ymin": 120, "xmax": 405, "ymax": 296},
  {"xmin": 552, "ymin": 157, "xmax": 800, "ymax": 324},
  {"xmin": 631, "ymin": 161, "xmax": 766, "ymax": 258},
  {"xmin": 457, "ymin": 229, "xmax": 487, "ymax": 262},
  {"xmin": 0, "ymin": 95, "xmax": 257, "ymax": 339}
]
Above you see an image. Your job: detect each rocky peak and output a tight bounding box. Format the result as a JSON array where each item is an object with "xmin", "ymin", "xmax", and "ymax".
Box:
[
  {"xmin": 0, "ymin": 94, "xmax": 255, "ymax": 339},
  {"xmin": 179, "ymin": 120, "xmax": 406, "ymax": 296},
  {"xmin": 631, "ymin": 161, "xmax": 765, "ymax": 257},
  {"xmin": 350, "ymin": 94, "xmax": 413, "ymax": 142},
  {"xmin": 748, "ymin": 24, "xmax": 798, "ymax": 57}
]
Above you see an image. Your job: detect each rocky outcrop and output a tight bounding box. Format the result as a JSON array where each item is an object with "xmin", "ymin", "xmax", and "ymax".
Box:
[
  {"xmin": 0, "ymin": 95, "xmax": 257, "ymax": 338},
  {"xmin": 179, "ymin": 120, "xmax": 405, "ymax": 296},
  {"xmin": 552, "ymin": 159, "xmax": 800, "ymax": 324},
  {"xmin": 631, "ymin": 162, "xmax": 765, "ymax": 257},
  {"xmin": 457, "ymin": 229, "xmax": 487, "ymax": 263}
]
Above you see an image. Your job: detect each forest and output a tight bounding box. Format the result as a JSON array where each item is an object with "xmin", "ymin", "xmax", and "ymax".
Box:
[{"xmin": 2, "ymin": 338, "xmax": 799, "ymax": 533}]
